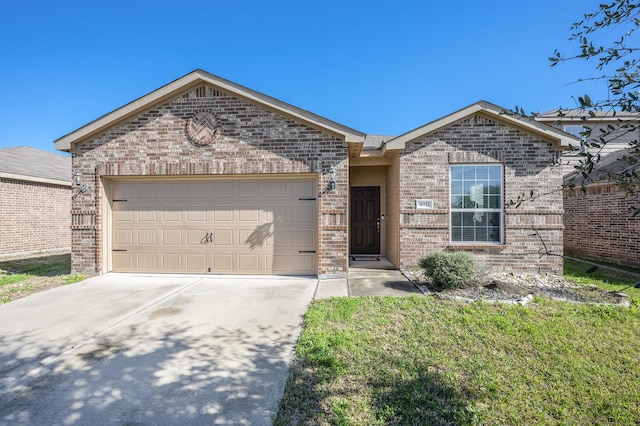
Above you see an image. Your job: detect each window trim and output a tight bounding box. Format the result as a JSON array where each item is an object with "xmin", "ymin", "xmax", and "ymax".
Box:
[{"xmin": 449, "ymin": 164, "xmax": 504, "ymax": 245}]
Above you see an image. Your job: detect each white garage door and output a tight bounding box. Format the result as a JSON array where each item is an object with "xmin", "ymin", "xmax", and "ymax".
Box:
[{"xmin": 111, "ymin": 179, "xmax": 317, "ymax": 275}]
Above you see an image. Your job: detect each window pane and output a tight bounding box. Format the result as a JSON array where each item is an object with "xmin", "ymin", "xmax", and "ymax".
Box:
[
  {"xmin": 464, "ymin": 167, "xmax": 475, "ymax": 179},
  {"xmin": 450, "ymin": 165, "xmax": 503, "ymax": 243},
  {"xmin": 489, "ymin": 167, "xmax": 501, "ymax": 180},
  {"xmin": 488, "ymin": 183, "xmax": 501, "ymax": 195},
  {"xmin": 451, "ymin": 167, "xmax": 463, "ymax": 180},
  {"xmin": 476, "ymin": 166, "xmax": 488, "ymax": 180},
  {"xmin": 451, "ymin": 212, "xmax": 461, "ymax": 226},
  {"xmin": 463, "ymin": 227, "xmax": 475, "ymax": 241}
]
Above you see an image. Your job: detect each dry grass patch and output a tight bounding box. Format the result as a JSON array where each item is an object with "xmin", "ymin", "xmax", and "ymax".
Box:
[{"xmin": 0, "ymin": 254, "xmax": 86, "ymax": 303}]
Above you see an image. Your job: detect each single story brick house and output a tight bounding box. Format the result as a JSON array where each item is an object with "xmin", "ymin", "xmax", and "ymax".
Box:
[
  {"xmin": 0, "ymin": 146, "xmax": 71, "ymax": 259},
  {"xmin": 563, "ymin": 148, "xmax": 640, "ymax": 268},
  {"xmin": 55, "ymin": 70, "xmax": 574, "ymax": 277}
]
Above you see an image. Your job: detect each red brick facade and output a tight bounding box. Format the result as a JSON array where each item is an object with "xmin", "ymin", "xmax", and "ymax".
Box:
[
  {"xmin": 398, "ymin": 115, "xmax": 564, "ymax": 274},
  {"xmin": 0, "ymin": 178, "xmax": 71, "ymax": 258},
  {"xmin": 64, "ymin": 72, "xmax": 571, "ymax": 277},
  {"xmin": 564, "ymin": 184, "xmax": 640, "ymax": 268},
  {"xmin": 71, "ymin": 85, "xmax": 348, "ymax": 275}
]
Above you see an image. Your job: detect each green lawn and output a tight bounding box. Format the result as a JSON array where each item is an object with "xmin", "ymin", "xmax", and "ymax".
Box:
[
  {"xmin": 277, "ymin": 260, "xmax": 640, "ymax": 425},
  {"xmin": 0, "ymin": 254, "xmax": 85, "ymax": 303},
  {"xmin": 564, "ymin": 258, "xmax": 640, "ymax": 300}
]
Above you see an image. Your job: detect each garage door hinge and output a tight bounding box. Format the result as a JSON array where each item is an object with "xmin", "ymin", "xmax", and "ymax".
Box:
[
  {"xmin": 298, "ymin": 250, "xmax": 316, "ymax": 253},
  {"xmin": 112, "ymin": 199, "xmax": 128, "ymax": 202},
  {"xmin": 298, "ymin": 197, "xmax": 316, "ymax": 201}
]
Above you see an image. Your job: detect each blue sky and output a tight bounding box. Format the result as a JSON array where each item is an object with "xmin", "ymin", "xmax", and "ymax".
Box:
[{"xmin": 0, "ymin": 0, "xmax": 608, "ymax": 154}]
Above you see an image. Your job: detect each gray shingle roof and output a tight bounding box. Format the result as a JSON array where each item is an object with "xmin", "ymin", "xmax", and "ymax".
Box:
[
  {"xmin": 564, "ymin": 147, "xmax": 639, "ymax": 186},
  {"xmin": 0, "ymin": 146, "xmax": 70, "ymax": 183}
]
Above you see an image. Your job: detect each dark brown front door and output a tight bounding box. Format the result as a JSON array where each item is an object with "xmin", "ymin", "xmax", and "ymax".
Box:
[{"xmin": 350, "ymin": 186, "xmax": 380, "ymax": 254}]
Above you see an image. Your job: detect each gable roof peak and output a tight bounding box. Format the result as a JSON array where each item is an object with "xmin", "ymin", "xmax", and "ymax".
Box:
[
  {"xmin": 54, "ymin": 69, "xmax": 365, "ymax": 152},
  {"xmin": 384, "ymin": 100, "xmax": 577, "ymax": 151}
]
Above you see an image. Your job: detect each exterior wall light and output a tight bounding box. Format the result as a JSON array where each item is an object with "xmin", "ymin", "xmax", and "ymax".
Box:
[
  {"xmin": 72, "ymin": 170, "xmax": 89, "ymax": 199},
  {"xmin": 328, "ymin": 166, "xmax": 337, "ymax": 190}
]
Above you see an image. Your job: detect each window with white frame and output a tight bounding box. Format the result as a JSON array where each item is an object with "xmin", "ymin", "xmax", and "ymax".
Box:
[
  {"xmin": 563, "ymin": 125, "xmax": 587, "ymax": 140},
  {"xmin": 450, "ymin": 165, "xmax": 503, "ymax": 243}
]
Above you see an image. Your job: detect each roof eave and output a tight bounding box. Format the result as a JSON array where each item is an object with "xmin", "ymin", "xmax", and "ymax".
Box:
[
  {"xmin": 384, "ymin": 101, "xmax": 577, "ymax": 151},
  {"xmin": 55, "ymin": 69, "xmax": 365, "ymax": 152}
]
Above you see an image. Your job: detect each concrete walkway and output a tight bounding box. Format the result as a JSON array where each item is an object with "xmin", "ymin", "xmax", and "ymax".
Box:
[{"xmin": 315, "ymin": 257, "xmax": 422, "ymax": 298}]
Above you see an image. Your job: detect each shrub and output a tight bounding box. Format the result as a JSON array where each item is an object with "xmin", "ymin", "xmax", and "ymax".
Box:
[{"xmin": 418, "ymin": 251, "xmax": 477, "ymax": 290}]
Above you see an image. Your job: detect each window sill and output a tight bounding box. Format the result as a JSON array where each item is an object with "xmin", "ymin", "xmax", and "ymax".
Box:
[{"xmin": 448, "ymin": 244, "xmax": 506, "ymax": 251}]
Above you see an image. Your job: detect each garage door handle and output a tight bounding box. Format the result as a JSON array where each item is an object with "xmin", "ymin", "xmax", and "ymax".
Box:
[
  {"xmin": 298, "ymin": 250, "xmax": 316, "ymax": 253},
  {"xmin": 113, "ymin": 249, "xmax": 127, "ymax": 252}
]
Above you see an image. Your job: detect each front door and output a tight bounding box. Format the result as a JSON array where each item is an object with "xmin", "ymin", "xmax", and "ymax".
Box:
[{"xmin": 350, "ymin": 186, "xmax": 380, "ymax": 254}]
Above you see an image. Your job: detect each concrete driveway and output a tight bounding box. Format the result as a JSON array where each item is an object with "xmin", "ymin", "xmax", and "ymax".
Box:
[{"xmin": 0, "ymin": 274, "xmax": 317, "ymax": 425}]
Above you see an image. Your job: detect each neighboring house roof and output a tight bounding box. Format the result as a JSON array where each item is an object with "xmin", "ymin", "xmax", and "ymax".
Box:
[
  {"xmin": 55, "ymin": 69, "xmax": 366, "ymax": 152},
  {"xmin": 564, "ymin": 147, "xmax": 639, "ymax": 186},
  {"xmin": 0, "ymin": 146, "xmax": 70, "ymax": 186},
  {"xmin": 385, "ymin": 101, "xmax": 578, "ymax": 151},
  {"xmin": 536, "ymin": 109, "xmax": 640, "ymax": 123}
]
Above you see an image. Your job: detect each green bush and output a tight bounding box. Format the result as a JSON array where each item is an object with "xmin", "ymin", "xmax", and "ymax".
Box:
[{"xmin": 418, "ymin": 251, "xmax": 477, "ymax": 290}]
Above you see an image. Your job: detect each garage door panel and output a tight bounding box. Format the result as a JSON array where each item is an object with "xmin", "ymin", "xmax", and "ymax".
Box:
[
  {"xmin": 292, "ymin": 205, "xmax": 314, "ymax": 222},
  {"xmin": 162, "ymin": 229, "xmax": 182, "ymax": 246},
  {"xmin": 214, "ymin": 209, "xmax": 234, "ymax": 221},
  {"xmin": 292, "ymin": 181, "xmax": 314, "ymax": 197},
  {"xmin": 267, "ymin": 231, "xmax": 287, "ymax": 247},
  {"xmin": 113, "ymin": 182, "xmax": 133, "ymax": 199},
  {"xmin": 163, "ymin": 183, "xmax": 183, "ymax": 198},
  {"xmin": 186, "ymin": 253, "xmax": 206, "ymax": 270},
  {"xmin": 266, "ymin": 181, "xmax": 287, "ymax": 197},
  {"xmin": 214, "ymin": 182, "xmax": 233, "ymax": 198},
  {"xmin": 238, "ymin": 254, "xmax": 259, "ymax": 272},
  {"xmin": 137, "ymin": 253, "xmax": 157, "ymax": 269},
  {"xmin": 265, "ymin": 206, "xmax": 287, "ymax": 222},
  {"xmin": 114, "ymin": 229, "xmax": 133, "ymax": 245},
  {"xmin": 291, "ymin": 254, "xmax": 314, "ymax": 272},
  {"xmin": 239, "ymin": 182, "xmax": 260, "ymax": 198},
  {"xmin": 137, "ymin": 229, "xmax": 157, "ymax": 245},
  {"xmin": 187, "ymin": 182, "xmax": 207, "ymax": 198},
  {"xmin": 113, "ymin": 252, "xmax": 132, "ymax": 270},
  {"xmin": 139, "ymin": 183, "xmax": 158, "ymax": 198},
  {"xmin": 186, "ymin": 229, "xmax": 208, "ymax": 246},
  {"xmin": 213, "ymin": 254, "xmax": 234, "ymax": 271},
  {"xmin": 186, "ymin": 209, "xmax": 207, "ymax": 222},
  {"xmin": 112, "ymin": 179, "xmax": 316, "ymax": 274},
  {"xmin": 214, "ymin": 229, "xmax": 234, "ymax": 246},
  {"xmin": 162, "ymin": 253, "xmax": 182, "ymax": 270},
  {"xmin": 238, "ymin": 209, "xmax": 260, "ymax": 222},
  {"xmin": 138, "ymin": 209, "xmax": 157, "ymax": 221},
  {"xmin": 162, "ymin": 210, "xmax": 182, "ymax": 222},
  {"xmin": 292, "ymin": 230, "xmax": 314, "ymax": 247},
  {"xmin": 114, "ymin": 210, "xmax": 133, "ymax": 222}
]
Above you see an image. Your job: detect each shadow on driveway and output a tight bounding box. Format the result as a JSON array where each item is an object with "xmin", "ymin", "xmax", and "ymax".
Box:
[{"xmin": 0, "ymin": 274, "xmax": 316, "ymax": 425}]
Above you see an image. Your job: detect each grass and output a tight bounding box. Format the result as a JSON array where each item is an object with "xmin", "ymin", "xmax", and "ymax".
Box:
[
  {"xmin": 277, "ymin": 259, "xmax": 640, "ymax": 425},
  {"xmin": 564, "ymin": 258, "xmax": 640, "ymax": 301},
  {"xmin": 0, "ymin": 253, "xmax": 87, "ymax": 303}
]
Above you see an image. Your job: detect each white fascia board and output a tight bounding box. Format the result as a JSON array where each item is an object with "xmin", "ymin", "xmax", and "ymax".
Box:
[
  {"xmin": 385, "ymin": 101, "xmax": 577, "ymax": 151},
  {"xmin": 55, "ymin": 70, "xmax": 365, "ymax": 152}
]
